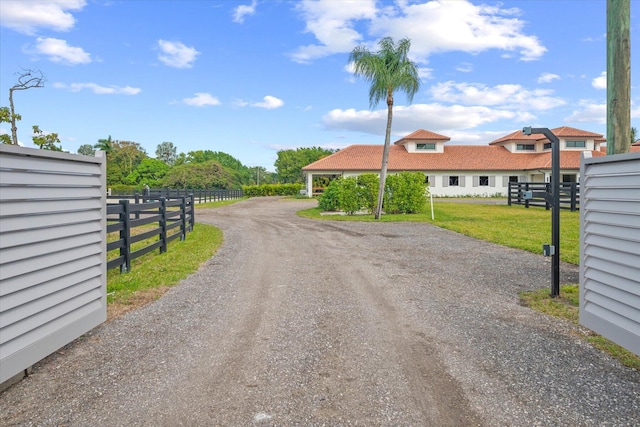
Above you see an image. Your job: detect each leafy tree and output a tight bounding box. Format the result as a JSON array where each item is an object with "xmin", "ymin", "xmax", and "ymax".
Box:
[
  {"xmin": 156, "ymin": 141, "xmax": 177, "ymax": 165},
  {"xmin": 126, "ymin": 157, "xmax": 169, "ymax": 187},
  {"xmin": 275, "ymin": 146, "xmax": 335, "ymax": 183},
  {"xmin": 110, "ymin": 140, "xmax": 147, "ymax": 176},
  {"xmin": 631, "ymin": 127, "xmax": 638, "ymax": 145},
  {"xmin": 162, "ymin": 160, "xmax": 233, "ymax": 189},
  {"xmin": 32, "ymin": 125, "xmax": 62, "ymax": 151},
  {"xmin": 1, "ymin": 106, "xmax": 20, "ymax": 144},
  {"xmin": 105, "ymin": 140, "xmax": 147, "ymax": 186},
  {"xmin": 183, "ymin": 149, "xmax": 254, "ymax": 186},
  {"xmin": 349, "ymin": 37, "xmax": 420, "ymax": 219},
  {"xmin": 77, "ymin": 144, "xmax": 96, "ymax": 156}
]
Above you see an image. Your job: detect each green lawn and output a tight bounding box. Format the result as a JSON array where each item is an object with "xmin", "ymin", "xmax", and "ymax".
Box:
[{"xmin": 298, "ymin": 201, "xmax": 580, "ymax": 265}]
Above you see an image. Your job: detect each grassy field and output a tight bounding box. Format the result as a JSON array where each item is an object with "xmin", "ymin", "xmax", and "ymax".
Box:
[{"xmin": 298, "ymin": 201, "xmax": 580, "ymax": 265}]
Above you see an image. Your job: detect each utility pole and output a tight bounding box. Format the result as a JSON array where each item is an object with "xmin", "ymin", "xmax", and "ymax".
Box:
[{"xmin": 607, "ymin": 0, "xmax": 631, "ymax": 154}]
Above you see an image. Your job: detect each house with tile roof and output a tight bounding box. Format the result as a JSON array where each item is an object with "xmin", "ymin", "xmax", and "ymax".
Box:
[{"xmin": 302, "ymin": 126, "xmax": 607, "ymax": 197}]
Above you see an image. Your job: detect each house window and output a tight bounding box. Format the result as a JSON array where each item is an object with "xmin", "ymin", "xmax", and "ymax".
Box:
[
  {"xmin": 543, "ymin": 142, "xmax": 552, "ymax": 150},
  {"xmin": 479, "ymin": 176, "xmax": 489, "ymax": 186},
  {"xmin": 566, "ymin": 140, "xmax": 586, "ymax": 148},
  {"xmin": 562, "ymin": 174, "xmax": 577, "ymax": 183},
  {"xmin": 449, "ymin": 176, "xmax": 459, "ymax": 186},
  {"xmin": 509, "ymin": 176, "xmax": 519, "ymax": 183},
  {"xmin": 424, "ymin": 175, "xmax": 429, "ymax": 184},
  {"xmin": 416, "ymin": 143, "xmax": 436, "ymax": 150},
  {"xmin": 516, "ymin": 144, "xmax": 535, "ymax": 151}
]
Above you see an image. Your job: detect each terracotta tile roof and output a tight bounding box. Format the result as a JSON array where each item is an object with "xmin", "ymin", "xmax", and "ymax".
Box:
[
  {"xmin": 394, "ymin": 129, "xmax": 450, "ymax": 144},
  {"xmin": 302, "ymin": 144, "xmax": 606, "ymax": 172},
  {"xmin": 490, "ymin": 126, "xmax": 605, "ymax": 145}
]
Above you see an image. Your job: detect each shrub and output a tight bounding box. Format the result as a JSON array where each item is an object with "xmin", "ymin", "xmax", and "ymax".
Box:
[
  {"xmin": 384, "ymin": 172, "xmax": 428, "ymax": 214},
  {"xmin": 338, "ymin": 177, "xmax": 361, "ymax": 215},
  {"xmin": 242, "ymin": 183, "xmax": 304, "ymax": 197},
  {"xmin": 357, "ymin": 173, "xmax": 379, "ymax": 213},
  {"xmin": 318, "ymin": 179, "xmax": 341, "ymax": 211}
]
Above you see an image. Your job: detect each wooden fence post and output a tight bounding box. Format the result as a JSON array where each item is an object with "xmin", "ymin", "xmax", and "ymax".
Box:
[
  {"xmin": 507, "ymin": 182, "xmax": 512, "ymax": 206},
  {"xmin": 189, "ymin": 194, "xmax": 195, "ymax": 231},
  {"xmin": 159, "ymin": 197, "xmax": 167, "ymax": 253},
  {"xmin": 119, "ymin": 199, "xmax": 131, "ymax": 273},
  {"xmin": 180, "ymin": 196, "xmax": 187, "ymax": 241}
]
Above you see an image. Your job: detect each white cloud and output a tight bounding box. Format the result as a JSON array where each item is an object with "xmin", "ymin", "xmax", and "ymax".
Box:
[
  {"xmin": 372, "ymin": 1, "xmax": 546, "ymax": 63},
  {"xmin": 27, "ymin": 37, "xmax": 91, "ymax": 65},
  {"xmin": 592, "ymin": 71, "xmax": 606, "ymax": 89},
  {"xmin": 54, "ymin": 82, "xmax": 141, "ymax": 95},
  {"xmin": 157, "ymin": 40, "xmax": 199, "ymax": 68},
  {"xmin": 537, "ymin": 73, "xmax": 560, "ymax": 83},
  {"xmin": 429, "ymin": 81, "xmax": 566, "ymax": 111},
  {"xmin": 455, "ymin": 62, "xmax": 474, "ymax": 73},
  {"xmin": 236, "ymin": 95, "xmax": 284, "ymax": 109},
  {"xmin": 0, "ymin": 0, "xmax": 86, "ymax": 35},
  {"xmin": 182, "ymin": 92, "xmax": 221, "ymax": 107},
  {"xmin": 565, "ymin": 101, "xmax": 606, "ymax": 124},
  {"xmin": 233, "ymin": 0, "xmax": 257, "ymax": 23},
  {"xmin": 323, "ymin": 103, "xmax": 529, "ymax": 136},
  {"xmin": 289, "ymin": 0, "xmax": 378, "ymax": 63},
  {"xmin": 292, "ymin": 0, "xmax": 546, "ymax": 64}
]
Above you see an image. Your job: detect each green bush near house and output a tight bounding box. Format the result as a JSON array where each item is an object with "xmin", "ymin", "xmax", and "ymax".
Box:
[
  {"xmin": 318, "ymin": 172, "xmax": 427, "ymax": 215},
  {"xmin": 384, "ymin": 172, "xmax": 428, "ymax": 214},
  {"xmin": 243, "ymin": 183, "xmax": 304, "ymax": 197}
]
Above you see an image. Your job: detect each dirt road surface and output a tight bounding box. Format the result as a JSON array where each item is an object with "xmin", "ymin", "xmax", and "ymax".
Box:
[{"xmin": 1, "ymin": 197, "xmax": 638, "ymax": 426}]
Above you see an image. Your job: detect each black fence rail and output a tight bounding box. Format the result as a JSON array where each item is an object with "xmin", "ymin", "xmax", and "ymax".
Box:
[
  {"xmin": 106, "ymin": 195, "xmax": 195, "ymax": 273},
  {"xmin": 508, "ymin": 182, "xmax": 580, "ymax": 211},
  {"xmin": 109, "ymin": 188, "xmax": 243, "ymax": 203}
]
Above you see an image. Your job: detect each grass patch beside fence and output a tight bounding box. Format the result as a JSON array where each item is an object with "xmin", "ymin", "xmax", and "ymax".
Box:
[
  {"xmin": 298, "ymin": 202, "xmax": 580, "ymax": 264},
  {"xmin": 520, "ymin": 285, "xmax": 640, "ymax": 370},
  {"xmin": 106, "ymin": 223, "xmax": 223, "ymax": 319}
]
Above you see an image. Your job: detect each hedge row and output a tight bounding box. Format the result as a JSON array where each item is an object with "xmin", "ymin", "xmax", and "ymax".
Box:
[
  {"xmin": 242, "ymin": 183, "xmax": 304, "ymax": 197},
  {"xmin": 318, "ymin": 172, "xmax": 428, "ymax": 215}
]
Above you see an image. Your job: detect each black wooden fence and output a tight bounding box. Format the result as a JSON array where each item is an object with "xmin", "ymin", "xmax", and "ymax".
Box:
[
  {"xmin": 109, "ymin": 188, "xmax": 244, "ymax": 203},
  {"xmin": 508, "ymin": 182, "xmax": 580, "ymax": 211},
  {"xmin": 148, "ymin": 188, "xmax": 243, "ymax": 203},
  {"xmin": 106, "ymin": 195, "xmax": 195, "ymax": 273}
]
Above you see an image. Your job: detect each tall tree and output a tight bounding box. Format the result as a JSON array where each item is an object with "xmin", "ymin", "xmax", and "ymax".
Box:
[
  {"xmin": 94, "ymin": 135, "xmax": 113, "ymax": 154},
  {"xmin": 349, "ymin": 37, "xmax": 420, "ymax": 219},
  {"xmin": 8, "ymin": 69, "xmax": 45, "ymax": 145},
  {"xmin": 77, "ymin": 144, "xmax": 96, "ymax": 156},
  {"xmin": 275, "ymin": 146, "xmax": 335, "ymax": 183},
  {"xmin": 156, "ymin": 141, "xmax": 177, "ymax": 165}
]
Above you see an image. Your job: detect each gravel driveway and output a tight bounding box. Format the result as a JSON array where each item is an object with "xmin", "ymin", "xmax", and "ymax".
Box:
[{"xmin": 1, "ymin": 197, "xmax": 638, "ymax": 426}]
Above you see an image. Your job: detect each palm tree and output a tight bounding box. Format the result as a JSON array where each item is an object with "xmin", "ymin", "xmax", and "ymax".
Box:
[
  {"xmin": 94, "ymin": 135, "xmax": 113, "ymax": 154},
  {"xmin": 349, "ymin": 37, "xmax": 420, "ymax": 219}
]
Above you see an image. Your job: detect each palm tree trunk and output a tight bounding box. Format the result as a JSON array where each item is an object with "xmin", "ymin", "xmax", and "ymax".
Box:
[{"xmin": 374, "ymin": 96, "xmax": 394, "ymax": 219}]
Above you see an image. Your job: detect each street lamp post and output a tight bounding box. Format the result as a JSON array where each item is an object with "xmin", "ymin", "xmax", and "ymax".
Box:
[{"xmin": 523, "ymin": 127, "xmax": 560, "ymax": 297}]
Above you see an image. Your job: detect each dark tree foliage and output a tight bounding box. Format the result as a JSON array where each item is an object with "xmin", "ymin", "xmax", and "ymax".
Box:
[
  {"xmin": 275, "ymin": 146, "xmax": 335, "ymax": 183},
  {"xmin": 161, "ymin": 160, "xmax": 233, "ymax": 189}
]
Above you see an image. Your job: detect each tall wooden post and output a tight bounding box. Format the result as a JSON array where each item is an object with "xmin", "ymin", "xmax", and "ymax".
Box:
[{"xmin": 607, "ymin": 0, "xmax": 631, "ymax": 154}]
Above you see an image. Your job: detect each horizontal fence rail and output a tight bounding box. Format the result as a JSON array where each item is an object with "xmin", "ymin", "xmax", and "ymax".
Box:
[
  {"xmin": 507, "ymin": 182, "xmax": 579, "ymax": 211},
  {"xmin": 109, "ymin": 188, "xmax": 244, "ymax": 203},
  {"xmin": 106, "ymin": 195, "xmax": 194, "ymax": 273}
]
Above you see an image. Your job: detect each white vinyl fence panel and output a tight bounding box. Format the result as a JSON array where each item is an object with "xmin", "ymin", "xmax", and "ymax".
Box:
[
  {"xmin": 579, "ymin": 152, "xmax": 640, "ymax": 356},
  {"xmin": 0, "ymin": 145, "xmax": 107, "ymax": 384}
]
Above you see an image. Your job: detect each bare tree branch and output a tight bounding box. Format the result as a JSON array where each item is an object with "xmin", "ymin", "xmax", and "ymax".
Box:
[{"xmin": 8, "ymin": 69, "xmax": 46, "ymax": 144}]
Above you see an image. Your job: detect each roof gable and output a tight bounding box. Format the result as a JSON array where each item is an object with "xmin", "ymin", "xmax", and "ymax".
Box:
[{"xmin": 394, "ymin": 129, "xmax": 450, "ymax": 145}]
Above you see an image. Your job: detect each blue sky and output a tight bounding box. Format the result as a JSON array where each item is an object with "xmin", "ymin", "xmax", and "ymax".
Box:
[{"xmin": 1, "ymin": 0, "xmax": 638, "ymax": 170}]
